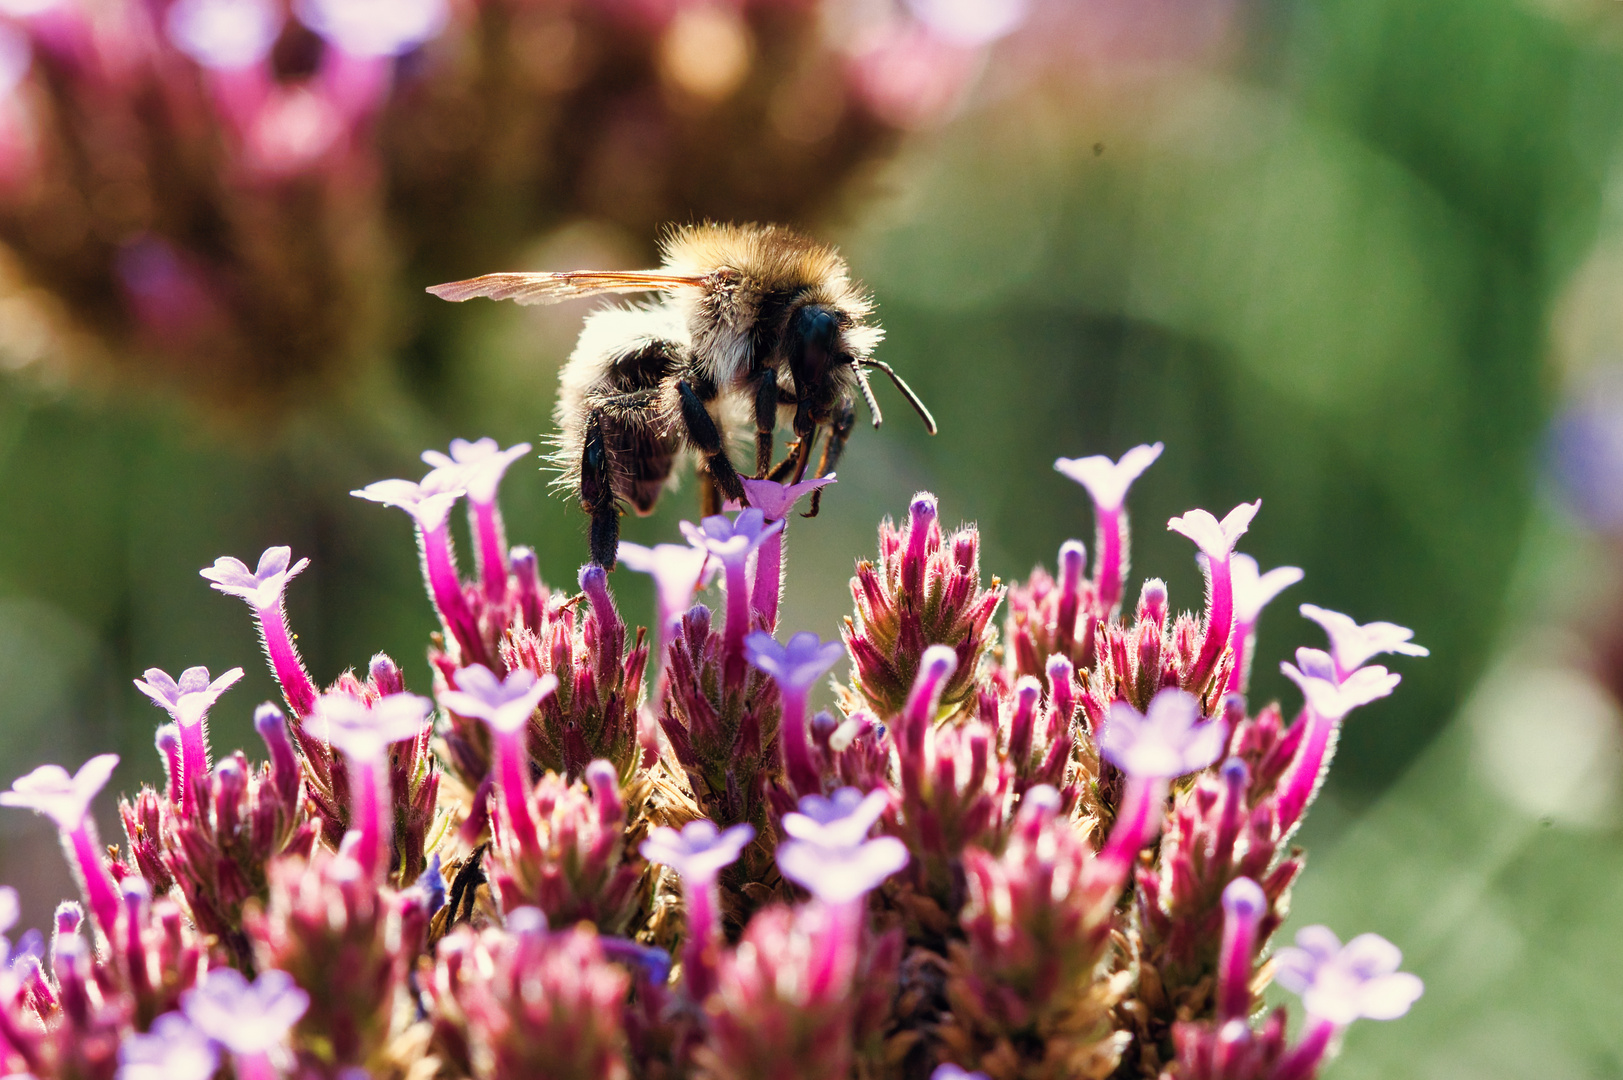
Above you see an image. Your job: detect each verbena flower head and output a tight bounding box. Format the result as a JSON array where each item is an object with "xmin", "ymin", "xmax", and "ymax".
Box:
[
  {"xmin": 1231, "ymin": 555, "xmax": 1304, "ymax": 624},
  {"xmin": 1274, "ymin": 926, "xmax": 1424, "ymax": 1025},
  {"xmin": 421, "ymin": 438, "xmax": 533, "ymax": 505},
  {"xmin": 740, "ymin": 474, "xmax": 837, "ymax": 521},
  {"xmin": 1101, "ymin": 689, "xmax": 1224, "ymax": 779},
  {"xmin": 182, "ymin": 967, "xmax": 309, "ymax": 1055},
  {"xmin": 293, "ymin": 0, "xmax": 448, "ymax": 57},
  {"xmin": 778, "ymin": 787, "xmax": 908, "ymax": 903},
  {"xmin": 133, "ymin": 665, "xmax": 244, "ymax": 729},
  {"xmin": 165, "ymin": 0, "xmax": 283, "ymax": 70},
  {"xmin": 745, "ymin": 630, "xmax": 847, "ymax": 694},
  {"xmin": 200, "ymin": 546, "xmax": 309, "ymax": 610},
  {"xmin": 1167, "ymin": 501, "xmax": 1262, "ymax": 561},
  {"xmin": 117, "ymin": 1012, "xmax": 220, "ymax": 1080},
  {"xmin": 1299, "ymin": 603, "xmax": 1429, "ymax": 678},
  {"xmin": 316, "ymin": 691, "xmax": 433, "ymax": 761},
  {"xmin": 1054, "ymin": 442, "xmax": 1164, "ymax": 512},
  {"xmin": 1281, "ymin": 652, "xmax": 1402, "ymax": 720},
  {"xmin": 640, "ymin": 820, "xmax": 756, "ymax": 886},
  {"xmin": 351, "ymin": 478, "xmax": 464, "ymax": 532},
  {"xmin": 439, "ymin": 664, "xmax": 557, "ymax": 734},
  {"xmin": 1, "ymin": 754, "xmax": 119, "ymax": 830},
  {"xmin": 680, "ymin": 508, "xmax": 784, "ymax": 562}
]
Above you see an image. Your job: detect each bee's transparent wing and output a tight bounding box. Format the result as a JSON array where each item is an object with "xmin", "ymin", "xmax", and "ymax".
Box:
[{"xmin": 426, "ymin": 270, "xmax": 708, "ymax": 306}]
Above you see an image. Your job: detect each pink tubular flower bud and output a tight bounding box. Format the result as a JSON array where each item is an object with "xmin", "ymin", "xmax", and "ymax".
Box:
[
  {"xmin": 1217, "ymin": 877, "xmax": 1266, "ymax": 1022},
  {"xmin": 1054, "ymin": 539, "xmax": 1085, "ymax": 656}
]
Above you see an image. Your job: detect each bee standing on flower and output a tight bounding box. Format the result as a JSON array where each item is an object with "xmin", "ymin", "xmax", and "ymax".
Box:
[{"xmin": 428, "ymin": 223, "xmax": 937, "ymax": 568}]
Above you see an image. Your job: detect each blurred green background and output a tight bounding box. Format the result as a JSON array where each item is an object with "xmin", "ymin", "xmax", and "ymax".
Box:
[{"xmin": 3, "ymin": 0, "xmax": 1623, "ymax": 1073}]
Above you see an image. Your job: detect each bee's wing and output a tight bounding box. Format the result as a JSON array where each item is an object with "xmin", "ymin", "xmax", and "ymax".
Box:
[{"xmin": 426, "ymin": 270, "xmax": 708, "ymax": 306}]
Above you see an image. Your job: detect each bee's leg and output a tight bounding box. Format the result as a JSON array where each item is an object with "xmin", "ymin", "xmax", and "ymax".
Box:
[
  {"xmin": 699, "ymin": 470, "xmax": 721, "ymax": 517},
  {"xmin": 805, "ymin": 399, "xmax": 856, "ymax": 518},
  {"xmin": 789, "ymin": 432, "xmax": 814, "ymax": 484},
  {"xmin": 753, "ymin": 369, "xmax": 778, "ymax": 479},
  {"xmin": 581, "ymin": 410, "xmax": 621, "ymax": 569},
  {"xmin": 767, "ymin": 447, "xmax": 802, "ymax": 483},
  {"xmin": 677, "ymin": 377, "xmax": 744, "ymax": 504}
]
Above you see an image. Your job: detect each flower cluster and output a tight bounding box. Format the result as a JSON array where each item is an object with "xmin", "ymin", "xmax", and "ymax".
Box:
[
  {"xmin": 0, "ymin": 437, "xmax": 1423, "ymax": 1079},
  {"xmin": 0, "ymin": 0, "xmax": 1031, "ymax": 404}
]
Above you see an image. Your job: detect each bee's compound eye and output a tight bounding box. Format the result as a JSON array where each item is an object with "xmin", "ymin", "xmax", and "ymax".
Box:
[{"xmin": 793, "ymin": 305, "xmax": 838, "ymax": 350}]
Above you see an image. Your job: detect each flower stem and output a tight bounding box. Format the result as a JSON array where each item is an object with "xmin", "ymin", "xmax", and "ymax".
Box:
[
  {"xmin": 751, "ymin": 528, "xmax": 783, "ymax": 632},
  {"xmin": 256, "ymin": 601, "xmax": 317, "ymax": 717},
  {"xmin": 1095, "ymin": 506, "xmax": 1126, "ymax": 612},
  {"xmin": 472, "ymin": 499, "xmax": 509, "ymax": 605},
  {"xmin": 1276, "ymin": 710, "xmax": 1337, "ymax": 834},
  {"xmin": 1270, "ymin": 1016, "xmax": 1337, "ymax": 1080},
  {"xmin": 1188, "ymin": 554, "xmax": 1235, "ymax": 691},
  {"xmin": 65, "ymin": 823, "xmax": 121, "ymax": 937},
  {"xmin": 1098, "ymin": 776, "xmax": 1167, "ymax": 890}
]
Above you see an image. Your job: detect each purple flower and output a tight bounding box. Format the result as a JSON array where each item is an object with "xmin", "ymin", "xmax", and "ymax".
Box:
[
  {"xmin": 166, "ymin": 0, "xmax": 283, "ymax": 69},
  {"xmin": 640, "ymin": 820, "xmax": 756, "ymax": 887},
  {"xmin": 201, "ymin": 547, "xmax": 309, "ymax": 610},
  {"xmin": 1232, "ymin": 555, "xmax": 1304, "ymax": 624},
  {"xmin": 778, "ymin": 787, "xmax": 908, "ymax": 905},
  {"xmin": 315, "ymin": 691, "xmax": 433, "ymax": 762},
  {"xmin": 680, "ymin": 508, "xmax": 784, "ymax": 562},
  {"xmin": 293, "ymin": 0, "xmax": 448, "ymax": 57},
  {"xmin": 438, "ymin": 664, "xmax": 556, "ymax": 735},
  {"xmin": 1274, "ymin": 926, "xmax": 1424, "ymax": 1025},
  {"xmin": 777, "ymin": 831, "xmax": 909, "ymax": 906},
  {"xmin": 1225, "ymin": 554, "xmax": 1304, "ymax": 694},
  {"xmin": 117, "ymin": 1012, "xmax": 220, "ymax": 1080},
  {"xmin": 1280, "ymin": 652, "xmax": 1401, "ymax": 721},
  {"xmin": 202, "ymin": 548, "xmax": 317, "ymax": 717},
  {"xmin": 1056, "ymin": 444, "xmax": 1163, "ymax": 612},
  {"xmin": 781, "ymin": 787, "xmax": 889, "ymax": 849},
  {"xmin": 931, "ymin": 1066, "xmax": 991, "ymax": 1080},
  {"xmin": 739, "ymin": 475, "xmax": 837, "ymax": 522},
  {"xmin": 1299, "ymin": 604, "xmax": 1428, "ymax": 681},
  {"xmin": 1100, "ymin": 689, "xmax": 1225, "ymax": 780},
  {"xmin": 1054, "ymin": 442, "xmax": 1164, "ymax": 513},
  {"xmin": 421, "ymin": 438, "xmax": 533, "ymax": 505},
  {"xmin": 1, "ymin": 754, "xmax": 119, "ymax": 831},
  {"xmin": 681, "ymin": 509, "xmax": 785, "ymax": 684},
  {"xmin": 351, "ymin": 477, "xmax": 463, "ymax": 532},
  {"xmin": 1167, "ymin": 501, "xmax": 1262, "ymax": 561},
  {"xmin": 134, "ymin": 665, "xmax": 244, "ymax": 729},
  {"xmin": 618, "ymin": 543, "xmax": 710, "ymax": 624},
  {"xmin": 441, "ymin": 665, "xmax": 557, "ymax": 855},
  {"xmin": 745, "ymin": 631, "xmax": 847, "ymax": 693},
  {"xmin": 747, "ymin": 630, "xmax": 848, "ymax": 795},
  {"xmin": 183, "ymin": 967, "xmax": 309, "ymax": 1056}
]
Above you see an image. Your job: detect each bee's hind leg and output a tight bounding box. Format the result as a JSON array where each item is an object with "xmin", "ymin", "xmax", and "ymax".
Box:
[
  {"xmin": 580, "ymin": 410, "xmax": 621, "ymax": 568},
  {"xmin": 804, "ymin": 399, "xmax": 856, "ymax": 518}
]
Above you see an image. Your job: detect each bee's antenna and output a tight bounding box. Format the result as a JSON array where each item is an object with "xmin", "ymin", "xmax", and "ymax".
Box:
[
  {"xmin": 851, "ymin": 361, "xmax": 884, "ymax": 429},
  {"xmin": 861, "ymin": 360, "xmax": 938, "ymax": 435}
]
